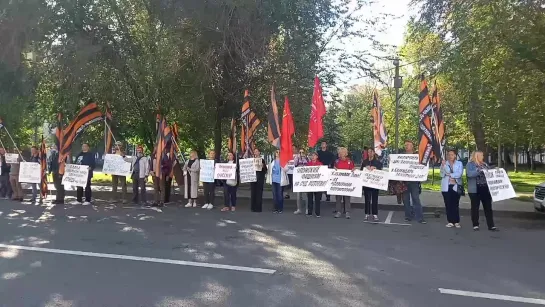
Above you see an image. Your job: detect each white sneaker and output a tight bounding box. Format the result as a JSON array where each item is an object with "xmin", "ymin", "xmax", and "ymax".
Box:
[
  {"xmin": 82, "ymin": 201, "xmax": 91, "ymax": 206},
  {"xmin": 70, "ymin": 200, "xmax": 82, "ymax": 205},
  {"xmin": 293, "ymin": 210, "xmax": 302, "ymax": 215},
  {"xmin": 185, "ymin": 203, "xmax": 192, "ymax": 208},
  {"xmin": 202, "ymin": 204, "xmax": 209, "ymax": 209},
  {"xmin": 207, "ymin": 205, "xmax": 213, "ymax": 210},
  {"xmin": 446, "ymin": 223, "xmax": 454, "ymax": 228},
  {"xmin": 455, "ymin": 223, "xmax": 461, "ymax": 228},
  {"xmin": 192, "ymin": 203, "xmax": 197, "ymax": 208}
]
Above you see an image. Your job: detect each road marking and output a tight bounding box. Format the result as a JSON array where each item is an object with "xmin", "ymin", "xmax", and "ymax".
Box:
[
  {"xmin": 438, "ymin": 288, "xmax": 545, "ymax": 305},
  {"xmin": 0, "ymin": 244, "xmax": 275, "ymax": 275},
  {"xmin": 384, "ymin": 211, "xmax": 394, "ymax": 224},
  {"xmin": 363, "ymin": 221, "xmax": 411, "ymax": 226}
]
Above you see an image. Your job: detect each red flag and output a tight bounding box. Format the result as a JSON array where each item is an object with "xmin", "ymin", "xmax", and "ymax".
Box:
[
  {"xmin": 280, "ymin": 96, "xmax": 294, "ymax": 168},
  {"xmin": 308, "ymin": 76, "xmax": 326, "ymax": 147}
]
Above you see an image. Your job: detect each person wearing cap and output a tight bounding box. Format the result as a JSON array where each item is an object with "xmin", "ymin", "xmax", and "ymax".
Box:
[
  {"xmin": 111, "ymin": 141, "xmax": 128, "ymax": 203},
  {"xmin": 131, "ymin": 145, "xmax": 150, "ymax": 205}
]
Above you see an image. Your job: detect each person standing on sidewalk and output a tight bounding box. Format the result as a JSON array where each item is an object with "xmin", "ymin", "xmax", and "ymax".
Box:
[
  {"xmin": 9, "ymin": 154, "xmax": 23, "ymax": 201},
  {"xmin": 183, "ymin": 150, "xmax": 200, "ymax": 208},
  {"xmin": 130, "ymin": 145, "xmax": 150, "ymax": 205},
  {"xmin": 293, "ymin": 148, "xmax": 309, "ymax": 214},
  {"xmin": 221, "ymin": 151, "xmax": 238, "ymax": 212},
  {"xmin": 440, "ymin": 149, "xmax": 463, "ymax": 228},
  {"xmin": 250, "ymin": 148, "xmax": 267, "ymax": 212},
  {"xmin": 306, "ymin": 152, "xmax": 323, "ymax": 217},
  {"xmin": 270, "ymin": 150, "xmax": 285, "ymax": 213},
  {"xmin": 111, "ymin": 141, "xmax": 128, "ymax": 204},
  {"xmin": 48, "ymin": 145, "xmax": 65, "ymax": 204},
  {"xmin": 334, "ymin": 147, "xmax": 355, "ymax": 219},
  {"xmin": 29, "ymin": 146, "xmax": 41, "ymax": 204},
  {"xmin": 202, "ymin": 150, "xmax": 217, "ymax": 210},
  {"xmin": 402, "ymin": 140, "xmax": 426, "ymax": 224},
  {"xmin": 317, "ymin": 141, "xmax": 335, "ymax": 202},
  {"xmin": 361, "ymin": 147, "xmax": 382, "ymax": 221},
  {"xmin": 74, "ymin": 143, "xmax": 95, "ymax": 205},
  {"xmin": 466, "ymin": 151, "xmax": 498, "ymax": 231},
  {"xmin": 0, "ymin": 148, "xmax": 12, "ymax": 199},
  {"xmin": 284, "ymin": 145, "xmax": 297, "ymax": 200}
]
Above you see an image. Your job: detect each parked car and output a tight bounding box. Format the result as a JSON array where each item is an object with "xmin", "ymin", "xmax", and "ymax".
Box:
[{"xmin": 534, "ymin": 183, "xmax": 545, "ymax": 213}]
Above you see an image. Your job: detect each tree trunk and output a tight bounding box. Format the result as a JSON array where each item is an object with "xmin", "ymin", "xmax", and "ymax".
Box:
[
  {"xmin": 513, "ymin": 143, "xmax": 518, "ymax": 173},
  {"xmin": 530, "ymin": 138, "xmax": 535, "ymax": 175},
  {"xmin": 214, "ymin": 98, "xmax": 223, "ymax": 161},
  {"xmin": 497, "ymin": 142, "xmax": 502, "ymax": 168},
  {"xmin": 469, "ymin": 92, "xmax": 487, "ymax": 156}
]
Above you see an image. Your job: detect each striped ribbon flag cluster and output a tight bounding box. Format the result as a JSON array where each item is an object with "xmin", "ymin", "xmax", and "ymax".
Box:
[
  {"xmin": 241, "ymin": 90, "xmax": 261, "ymax": 158},
  {"xmin": 418, "ymin": 76, "xmax": 446, "ymax": 165},
  {"xmin": 56, "ymin": 102, "xmax": 103, "ymax": 173},
  {"xmin": 371, "ymin": 89, "xmax": 387, "ymax": 156}
]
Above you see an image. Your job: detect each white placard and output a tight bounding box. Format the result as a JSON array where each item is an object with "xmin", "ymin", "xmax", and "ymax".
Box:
[
  {"xmin": 387, "ymin": 154, "xmax": 429, "ymax": 182},
  {"xmin": 102, "ymin": 154, "xmax": 132, "ymax": 177},
  {"xmin": 286, "ymin": 160, "xmax": 295, "ymax": 175},
  {"xmin": 239, "ymin": 158, "xmax": 257, "ymax": 183},
  {"xmin": 253, "ymin": 158, "xmax": 263, "ymax": 171},
  {"xmin": 18, "ymin": 162, "xmax": 41, "ymax": 184},
  {"xmin": 484, "ymin": 168, "xmax": 516, "ymax": 202},
  {"xmin": 326, "ymin": 169, "xmax": 363, "ymax": 197},
  {"xmin": 293, "ymin": 166, "xmax": 330, "ymax": 193},
  {"xmin": 5, "ymin": 153, "xmax": 19, "ymax": 164},
  {"xmin": 62, "ymin": 164, "xmax": 90, "ymax": 187},
  {"xmin": 199, "ymin": 160, "xmax": 215, "ymax": 183},
  {"xmin": 361, "ymin": 168, "xmax": 389, "ymax": 191},
  {"xmin": 214, "ymin": 163, "xmax": 237, "ymax": 180}
]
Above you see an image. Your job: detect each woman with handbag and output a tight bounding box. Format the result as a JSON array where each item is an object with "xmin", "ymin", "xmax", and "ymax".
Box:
[
  {"xmin": 440, "ymin": 149, "xmax": 464, "ymax": 228},
  {"xmin": 466, "ymin": 151, "xmax": 498, "ymax": 231}
]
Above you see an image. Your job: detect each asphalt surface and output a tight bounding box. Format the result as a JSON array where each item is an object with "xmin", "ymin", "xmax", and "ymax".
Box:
[{"xmin": 1, "ymin": 197, "xmax": 545, "ymax": 307}]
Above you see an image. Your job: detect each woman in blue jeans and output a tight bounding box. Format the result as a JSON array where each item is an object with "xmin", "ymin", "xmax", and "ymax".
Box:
[{"xmin": 271, "ymin": 151, "xmax": 284, "ymax": 213}]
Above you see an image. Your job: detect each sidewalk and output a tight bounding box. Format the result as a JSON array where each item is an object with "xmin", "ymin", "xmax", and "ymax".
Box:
[{"xmin": 21, "ymin": 182, "xmax": 537, "ymax": 217}]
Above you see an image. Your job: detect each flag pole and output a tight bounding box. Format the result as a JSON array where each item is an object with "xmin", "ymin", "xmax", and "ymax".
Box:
[
  {"xmin": 2, "ymin": 126, "xmax": 25, "ymax": 161},
  {"xmin": 104, "ymin": 121, "xmax": 119, "ymax": 151}
]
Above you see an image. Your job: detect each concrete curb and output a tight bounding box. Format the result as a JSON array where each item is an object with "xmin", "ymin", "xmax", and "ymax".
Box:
[{"xmin": 19, "ymin": 188, "xmax": 542, "ymax": 220}]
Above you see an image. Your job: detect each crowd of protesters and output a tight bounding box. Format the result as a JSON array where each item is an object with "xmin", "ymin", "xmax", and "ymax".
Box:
[{"xmin": 0, "ymin": 140, "xmax": 498, "ymax": 231}]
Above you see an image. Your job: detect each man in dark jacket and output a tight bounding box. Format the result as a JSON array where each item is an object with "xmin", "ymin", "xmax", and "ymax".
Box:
[
  {"xmin": 0, "ymin": 147, "xmax": 12, "ymax": 198},
  {"xmin": 48, "ymin": 145, "xmax": 65, "ymax": 204},
  {"xmin": 74, "ymin": 143, "xmax": 96, "ymax": 205},
  {"xmin": 317, "ymin": 141, "xmax": 335, "ymax": 201}
]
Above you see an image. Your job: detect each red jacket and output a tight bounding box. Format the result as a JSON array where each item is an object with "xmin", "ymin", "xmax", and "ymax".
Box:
[
  {"xmin": 307, "ymin": 160, "xmax": 323, "ymax": 166},
  {"xmin": 335, "ymin": 158, "xmax": 354, "ymax": 170}
]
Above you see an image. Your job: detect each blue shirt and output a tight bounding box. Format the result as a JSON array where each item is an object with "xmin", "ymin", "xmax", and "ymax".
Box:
[
  {"xmin": 440, "ymin": 160, "xmax": 463, "ymax": 192},
  {"xmin": 272, "ymin": 159, "xmax": 282, "ymax": 183}
]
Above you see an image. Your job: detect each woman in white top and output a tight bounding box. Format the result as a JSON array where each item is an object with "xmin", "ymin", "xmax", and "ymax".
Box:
[{"xmin": 440, "ymin": 149, "xmax": 464, "ymax": 228}]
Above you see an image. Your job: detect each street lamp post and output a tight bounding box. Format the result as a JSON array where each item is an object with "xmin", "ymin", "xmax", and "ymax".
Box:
[{"xmin": 393, "ymin": 58, "xmax": 403, "ymax": 153}]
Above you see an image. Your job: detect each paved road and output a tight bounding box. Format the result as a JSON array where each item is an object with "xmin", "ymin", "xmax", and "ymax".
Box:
[{"xmin": 1, "ymin": 199, "xmax": 544, "ymax": 307}]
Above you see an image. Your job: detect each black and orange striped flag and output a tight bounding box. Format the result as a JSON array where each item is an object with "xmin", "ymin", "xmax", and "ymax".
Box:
[
  {"xmin": 60, "ymin": 102, "xmax": 103, "ymax": 165},
  {"xmin": 417, "ymin": 76, "xmax": 435, "ymax": 165},
  {"xmin": 104, "ymin": 103, "xmax": 113, "ymax": 155},
  {"xmin": 154, "ymin": 116, "xmax": 172, "ymax": 177},
  {"xmin": 54, "ymin": 113, "xmax": 66, "ymax": 174},
  {"xmin": 40, "ymin": 135, "xmax": 48, "ymax": 198},
  {"xmin": 168, "ymin": 123, "xmax": 178, "ymax": 176},
  {"xmin": 267, "ymin": 85, "xmax": 281, "ymax": 148},
  {"xmin": 241, "ymin": 90, "xmax": 261, "ymax": 158},
  {"xmin": 371, "ymin": 89, "xmax": 387, "ymax": 156},
  {"xmin": 228, "ymin": 118, "xmax": 237, "ymax": 154},
  {"xmin": 431, "ymin": 81, "xmax": 445, "ymax": 161}
]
